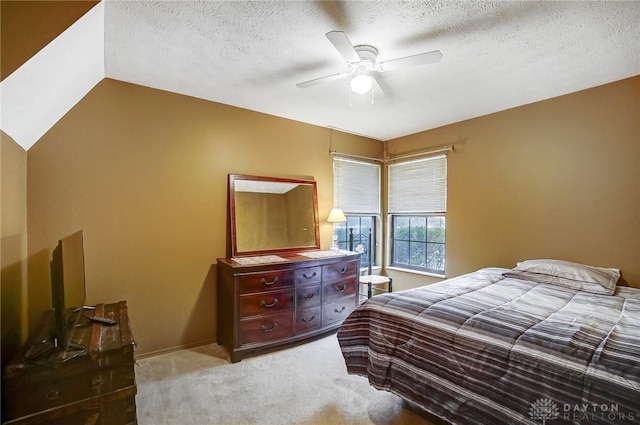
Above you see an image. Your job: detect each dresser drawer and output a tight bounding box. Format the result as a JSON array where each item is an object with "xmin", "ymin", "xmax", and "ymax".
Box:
[
  {"xmin": 4, "ymin": 362, "xmax": 135, "ymax": 420},
  {"xmin": 238, "ymin": 270, "xmax": 295, "ymax": 293},
  {"xmin": 296, "ymin": 283, "xmax": 321, "ymax": 308},
  {"xmin": 322, "ymin": 276, "xmax": 357, "ymax": 302},
  {"xmin": 322, "ymin": 261, "xmax": 357, "ymax": 281},
  {"xmin": 323, "ymin": 298, "xmax": 356, "ymax": 326},
  {"xmin": 295, "ymin": 266, "xmax": 322, "ymax": 285},
  {"xmin": 239, "ymin": 312, "xmax": 294, "ymax": 346},
  {"xmin": 4, "ymin": 386, "xmax": 137, "ymax": 425},
  {"xmin": 296, "ymin": 306, "xmax": 322, "ymax": 334},
  {"xmin": 239, "ymin": 289, "xmax": 294, "ymax": 318}
]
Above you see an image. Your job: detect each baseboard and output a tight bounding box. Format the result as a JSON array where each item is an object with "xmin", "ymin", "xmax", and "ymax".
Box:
[{"xmin": 134, "ymin": 338, "xmax": 218, "ymax": 360}]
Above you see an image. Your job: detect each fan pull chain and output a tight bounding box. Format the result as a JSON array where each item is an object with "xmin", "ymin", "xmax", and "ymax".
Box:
[{"xmin": 348, "ymin": 86, "xmax": 376, "ymax": 108}]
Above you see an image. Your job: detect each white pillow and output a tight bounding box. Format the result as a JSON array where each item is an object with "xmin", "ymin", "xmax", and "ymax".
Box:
[{"xmin": 508, "ymin": 259, "xmax": 620, "ymax": 295}]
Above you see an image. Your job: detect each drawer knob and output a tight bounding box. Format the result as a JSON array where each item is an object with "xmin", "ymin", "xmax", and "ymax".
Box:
[
  {"xmin": 338, "ymin": 267, "xmax": 347, "ymax": 274},
  {"xmin": 260, "ymin": 323, "xmax": 278, "ymax": 332},
  {"xmin": 45, "ymin": 389, "xmax": 60, "ymax": 400},
  {"xmin": 260, "ymin": 277, "xmax": 279, "ymax": 286},
  {"xmin": 303, "ymin": 293, "xmax": 315, "ymax": 300},
  {"xmin": 260, "ymin": 298, "xmax": 279, "ymax": 308},
  {"xmin": 302, "ymin": 272, "xmax": 317, "ymax": 279},
  {"xmin": 334, "ymin": 306, "xmax": 346, "ymax": 314},
  {"xmin": 302, "ymin": 314, "xmax": 316, "ymax": 323},
  {"xmin": 334, "ymin": 284, "xmax": 346, "ymax": 293}
]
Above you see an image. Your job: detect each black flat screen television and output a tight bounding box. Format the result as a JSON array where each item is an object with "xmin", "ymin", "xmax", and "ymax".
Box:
[{"xmin": 50, "ymin": 230, "xmax": 87, "ymax": 351}]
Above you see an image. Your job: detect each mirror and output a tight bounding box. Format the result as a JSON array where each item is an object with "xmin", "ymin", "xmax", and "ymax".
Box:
[{"xmin": 228, "ymin": 174, "xmax": 320, "ymax": 257}]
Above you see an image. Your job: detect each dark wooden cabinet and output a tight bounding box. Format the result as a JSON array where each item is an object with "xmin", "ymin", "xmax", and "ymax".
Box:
[
  {"xmin": 2, "ymin": 301, "xmax": 137, "ymax": 425},
  {"xmin": 217, "ymin": 252, "xmax": 360, "ymax": 362}
]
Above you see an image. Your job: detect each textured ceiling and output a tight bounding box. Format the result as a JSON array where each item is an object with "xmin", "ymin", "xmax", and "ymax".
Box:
[
  {"xmin": 104, "ymin": 1, "xmax": 640, "ymax": 141},
  {"xmin": 2, "ymin": 1, "xmax": 640, "ymax": 150}
]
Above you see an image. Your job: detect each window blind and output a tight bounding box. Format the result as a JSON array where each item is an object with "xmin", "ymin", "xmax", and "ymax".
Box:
[
  {"xmin": 333, "ymin": 158, "xmax": 381, "ymax": 214},
  {"xmin": 388, "ymin": 155, "xmax": 447, "ymax": 213}
]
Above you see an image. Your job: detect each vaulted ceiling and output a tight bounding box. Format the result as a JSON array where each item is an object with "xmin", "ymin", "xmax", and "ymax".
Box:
[{"xmin": 2, "ymin": 1, "xmax": 639, "ymax": 150}]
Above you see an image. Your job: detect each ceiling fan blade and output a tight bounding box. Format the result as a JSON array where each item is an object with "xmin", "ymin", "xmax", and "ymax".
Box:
[
  {"xmin": 296, "ymin": 71, "xmax": 351, "ymax": 89},
  {"xmin": 326, "ymin": 31, "xmax": 360, "ymax": 63},
  {"xmin": 378, "ymin": 50, "xmax": 443, "ymax": 72},
  {"xmin": 371, "ymin": 72, "xmax": 388, "ymax": 97}
]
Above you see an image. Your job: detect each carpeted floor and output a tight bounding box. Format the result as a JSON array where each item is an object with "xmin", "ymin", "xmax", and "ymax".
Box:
[{"xmin": 135, "ymin": 334, "xmax": 449, "ymax": 425}]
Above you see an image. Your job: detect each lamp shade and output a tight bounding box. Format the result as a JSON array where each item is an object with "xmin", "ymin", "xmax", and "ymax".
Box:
[{"xmin": 327, "ymin": 208, "xmax": 347, "ymax": 223}]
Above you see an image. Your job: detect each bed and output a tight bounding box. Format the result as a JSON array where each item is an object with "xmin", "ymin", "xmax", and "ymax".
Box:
[{"xmin": 337, "ymin": 260, "xmax": 640, "ymax": 425}]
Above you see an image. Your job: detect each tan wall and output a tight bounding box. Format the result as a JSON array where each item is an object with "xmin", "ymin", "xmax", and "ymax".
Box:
[
  {"xmin": 1, "ymin": 133, "xmax": 28, "ymax": 368},
  {"xmin": 1, "ymin": 0, "xmax": 98, "ymax": 80},
  {"xmin": 26, "ymin": 78, "xmax": 381, "ymax": 356},
  {"xmin": 385, "ymin": 76, "xmax": 640, "ymax": 290}
]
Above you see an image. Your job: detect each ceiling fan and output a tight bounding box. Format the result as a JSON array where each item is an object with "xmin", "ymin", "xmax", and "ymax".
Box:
[{"xmin": 296, "ymin": 31, "xmax": 443, "ymax": 96}]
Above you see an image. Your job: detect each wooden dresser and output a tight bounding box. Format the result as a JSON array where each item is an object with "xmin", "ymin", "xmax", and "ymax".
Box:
[
  {"xmin": 217, "ymin": 251, "xmax": 360, "ymax": 362},
  {"xmin": 2, "ymin": 301, "xmax": 137, "ymax": 425}
]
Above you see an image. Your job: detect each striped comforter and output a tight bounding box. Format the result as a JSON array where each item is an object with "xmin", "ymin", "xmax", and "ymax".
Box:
[{"xmin": 337, "ymin": 268, "xmax": 640, "ymax": 425}]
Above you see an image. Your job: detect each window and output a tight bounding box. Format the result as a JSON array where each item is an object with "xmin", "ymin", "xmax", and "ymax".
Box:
[
  {"xmin": 334, "ymin": 215, "xmax": 376, "ymax": 266},
  {"xmin": 391, "ymin": 215, "xmax": 445, "ymax": 274},
  {"xmin": 388, "ymin": 155, "xmax": 447, "ymax": 275},
  {"xmin": 333, "ymin": 158, "xmax": 381, "ymax": 268}
]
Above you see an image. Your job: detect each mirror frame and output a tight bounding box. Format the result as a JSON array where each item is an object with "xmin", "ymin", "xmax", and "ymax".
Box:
[{"xmin": 228, "ymin": 174, "xmax": 321, "ymax": 257}]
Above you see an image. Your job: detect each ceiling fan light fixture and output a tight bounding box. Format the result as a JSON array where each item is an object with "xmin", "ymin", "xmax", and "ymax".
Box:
[{"xmin": 350, "ymin": 73, "xmax": 373, "ymax": 94}]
